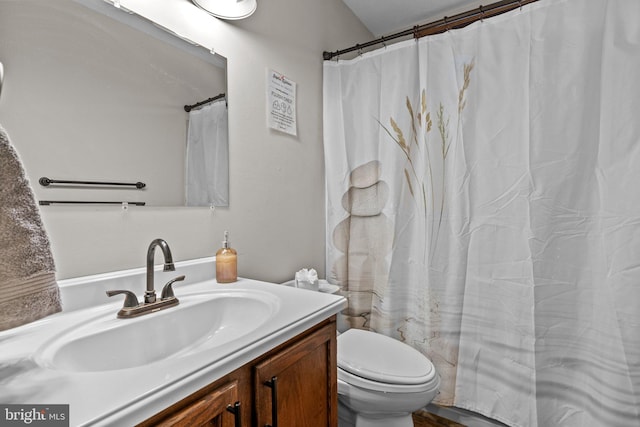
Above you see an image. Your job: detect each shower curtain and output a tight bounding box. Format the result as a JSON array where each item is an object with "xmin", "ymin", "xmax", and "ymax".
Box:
[
  {"xmin": 323, "ymin": 0, "xmax": 640, "ymax": 425},
  {"xmin": 186, "ymin": 99, "xmax": 229, "ymax": 207}
]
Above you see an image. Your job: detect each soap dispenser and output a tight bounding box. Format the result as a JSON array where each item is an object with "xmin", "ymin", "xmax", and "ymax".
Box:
[{"xmin": 216, "ymin": 231, "xmax": 237, "ymax": 283}]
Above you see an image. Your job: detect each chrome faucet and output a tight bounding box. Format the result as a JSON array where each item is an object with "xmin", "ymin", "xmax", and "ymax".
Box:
[
  {"xmin": 145, "ymin": 238, "xmax": 176, "ymax": 303},
  {"xmin": 106, "ymin": 238, "xmax": 185, "ymax": 318}
]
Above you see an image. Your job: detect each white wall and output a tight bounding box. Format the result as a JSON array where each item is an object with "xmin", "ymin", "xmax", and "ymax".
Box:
[{"xmin": 7, "ymin": 0, "xmax": 371, "ymax": 282}]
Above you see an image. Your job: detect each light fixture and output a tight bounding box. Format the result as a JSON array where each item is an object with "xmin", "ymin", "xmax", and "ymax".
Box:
[{"xmin": 191, "ymin": 0, "xmax": 257, "ymax": 20}]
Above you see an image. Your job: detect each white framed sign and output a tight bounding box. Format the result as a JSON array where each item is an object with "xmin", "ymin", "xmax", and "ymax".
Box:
[{"xmin": 267, "ymin": 69, "xmax": 297, "ymax": 136}]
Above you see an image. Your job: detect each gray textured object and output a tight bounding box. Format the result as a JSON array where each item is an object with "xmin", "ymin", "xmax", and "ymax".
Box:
[{"xmin": 0, "ymin": 125, "xmax": 61, "ymax": 331}]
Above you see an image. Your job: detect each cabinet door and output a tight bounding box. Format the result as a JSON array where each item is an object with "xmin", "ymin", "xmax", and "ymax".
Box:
[
  {"xmin": 254, "ymin": 323, "xmax": 337, "ymax": 427},
  {"xmin": 153, "ymin": 380, "xmax": 241, "ymax": 427}
]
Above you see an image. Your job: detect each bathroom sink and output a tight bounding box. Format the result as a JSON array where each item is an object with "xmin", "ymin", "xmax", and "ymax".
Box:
[{"xmin": 36, "ymin": 290, "xmax": 279, "ymax": 372}]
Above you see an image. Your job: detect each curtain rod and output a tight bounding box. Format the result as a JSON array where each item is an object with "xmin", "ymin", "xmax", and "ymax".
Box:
[
  {"xmin": 184, "ymin": 92, "xmax": 226, "ymax": 112},
  {"xmin": 323, "ymin": 0, "xmax": 539, "ymax": 60}
]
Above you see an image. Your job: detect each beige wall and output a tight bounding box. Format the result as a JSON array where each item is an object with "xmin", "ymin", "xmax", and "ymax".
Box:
[{"xmin": 5, "ymin": 0, "xmax": 371, "ymax": 282}]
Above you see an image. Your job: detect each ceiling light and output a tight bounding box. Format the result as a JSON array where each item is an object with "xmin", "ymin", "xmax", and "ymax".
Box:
[{"xmin": 191, "ymin": 0, "xmax": 257, "ymax": 20}]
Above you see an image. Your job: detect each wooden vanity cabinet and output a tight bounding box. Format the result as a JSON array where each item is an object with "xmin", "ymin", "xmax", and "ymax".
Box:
[
  {"xmin": 152, "ymin": 381, "xmax": 241, "ymax": 427},
  {"xmin": 138, "ymin": 316, "xmax": 337, "ymax": 427},
  {"xmin": 255, "ymin": 319, "xmax": 337, "ymax": 427}
]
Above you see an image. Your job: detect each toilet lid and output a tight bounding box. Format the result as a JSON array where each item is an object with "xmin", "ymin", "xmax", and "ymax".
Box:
[{"xmin": 337, "ymin": 329, "xmax": 434, "ymax": 385}]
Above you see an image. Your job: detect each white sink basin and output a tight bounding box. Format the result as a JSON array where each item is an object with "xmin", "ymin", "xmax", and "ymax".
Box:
[{"xmin": 36, "ymin": 290, "xmax": 279, "ymax": 372}]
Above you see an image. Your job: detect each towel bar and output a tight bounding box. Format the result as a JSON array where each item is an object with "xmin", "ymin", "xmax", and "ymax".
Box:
[
  {"xmin": 39, "ymin": 177, "xmax": 146, "ymax": 189},
  {"xmin": 39, "ymin": 201, "xmax": 146, "ymax": 206}
]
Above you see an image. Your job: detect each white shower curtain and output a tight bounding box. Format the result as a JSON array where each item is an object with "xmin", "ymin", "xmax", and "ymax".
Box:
[
  {"xmin": 186, "ymin": 99, "xmax": 229, "ymax": 207},
  {"xmin": 323, "ymin": 0, "xmax": 640, "ymax": 425}
]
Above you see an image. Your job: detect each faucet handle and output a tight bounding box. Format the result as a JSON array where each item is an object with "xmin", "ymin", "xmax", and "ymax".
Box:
[
  {"xmin": 161, "ymin": 275, "xmax": 186, "ymax": 300},
  {"xmin": 106, "ymin": 290, "xmax": 140, "ymax": 308}
]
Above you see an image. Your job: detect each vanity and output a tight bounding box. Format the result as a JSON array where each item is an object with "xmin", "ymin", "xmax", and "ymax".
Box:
[
  {"xmin": 0, "ymin": 258, "xmax": 345, "ymax": 426},
  {"xmin": 140, "ymin": 314, "xmax": 336, "ymax": 426}
]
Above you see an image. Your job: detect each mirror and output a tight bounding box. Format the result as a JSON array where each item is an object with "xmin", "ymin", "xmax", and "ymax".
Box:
[{"xmin": 0, "ymin": 0, "xmax": 228, "ymax": 207}]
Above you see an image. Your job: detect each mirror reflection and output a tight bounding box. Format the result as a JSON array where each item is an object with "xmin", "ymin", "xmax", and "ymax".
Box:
[{"xmin": 0, "ymin": 0, "xmax": 228, "ymax": 207}]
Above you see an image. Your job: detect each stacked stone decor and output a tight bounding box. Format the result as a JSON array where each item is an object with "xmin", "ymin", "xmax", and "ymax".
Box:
[{"xmin": 332, "ymin": 160, "xmax": 393, "ymax": 329}]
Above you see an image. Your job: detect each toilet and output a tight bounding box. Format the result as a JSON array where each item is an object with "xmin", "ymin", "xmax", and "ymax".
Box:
[{"xmin": 337, "ymin": 329, "xmax": 440, "ymax": 427}]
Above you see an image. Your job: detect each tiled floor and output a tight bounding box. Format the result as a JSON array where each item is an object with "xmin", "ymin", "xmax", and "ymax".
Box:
[{"xmin": 413, "ymin": 409, "xmax": 466, "ymax": 427}]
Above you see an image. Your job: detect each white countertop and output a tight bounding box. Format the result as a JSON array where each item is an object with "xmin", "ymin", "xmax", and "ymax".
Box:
[{"xmin": 0, "ymin": 265, "xmax": 346, "ymax": 426}]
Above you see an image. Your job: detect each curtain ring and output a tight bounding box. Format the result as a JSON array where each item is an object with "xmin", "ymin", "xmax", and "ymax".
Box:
[
  {"xmin": 479, "ymin": 5, "xmax": 485, "ymax": 22},
  {"xmin": 519, "ymin": 0, "xmax": 523, "ymax": 11},
  {"xmin": 443, "ymin": 16, "xmax": 449, "ymax": 31}
]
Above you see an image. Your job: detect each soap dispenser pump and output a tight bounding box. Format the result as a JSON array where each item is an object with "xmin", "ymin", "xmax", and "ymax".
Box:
[{"xmin": 216, "ymin": 231, "xmax": 237, "ymax": 283}]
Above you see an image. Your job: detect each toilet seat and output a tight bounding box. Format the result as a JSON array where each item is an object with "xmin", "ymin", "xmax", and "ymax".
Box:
[
  {"xmin": 337, "ymin": 329, "xmax": 437, "ymax": 393},
  {"xmin": 338, "ymin": 366, "xmax": 438, "ymax": 393}
]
